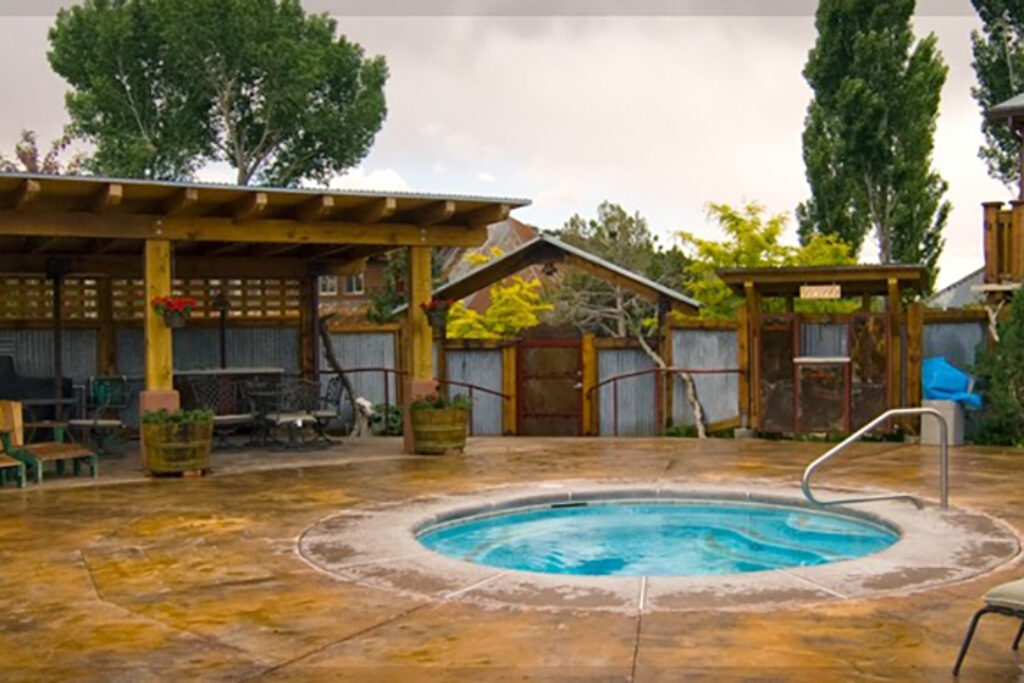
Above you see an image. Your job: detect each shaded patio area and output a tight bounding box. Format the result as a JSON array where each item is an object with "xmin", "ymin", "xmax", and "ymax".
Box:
[{"xmin": 1, "ymin": 436, "xmax": 1023, "ymax": 680}]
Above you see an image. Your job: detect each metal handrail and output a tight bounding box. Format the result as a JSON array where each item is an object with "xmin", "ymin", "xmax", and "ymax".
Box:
[{"xmin": 801, "ymin": 407, "xmax": 949, "ymax": 510}]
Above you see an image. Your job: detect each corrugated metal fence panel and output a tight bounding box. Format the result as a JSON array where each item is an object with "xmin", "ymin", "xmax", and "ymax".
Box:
[
  {"xmin": 924, "ymin": 322, "xmax": 986, "ymax": 371},
  {"xmin": 598, "ymin": 348, "xmax": 657, "ymax": 436},
  {"xmin": 445, "ymin": 349, "xmax": 503, "ymax": 435},
  {"xmin": 224, "ymin": 327, "xmax": 300, "ymax": 373},
  {"xmin": 671, "ymin": 329, "xmax": 739, "ymax": 427},
  {"xmin": 320, "ymin": 332, "xmax": 397, "ymax": 406},
  {"xmin": 2, "ymin": 329, "xmax": 97, "ymax": 382},
  {"xmin": 116, "ymin": 328, "xmax": 143, "ymax": 376},
  {"xmin": 117, "ymin": 326, "xmax": 300, "ymax": 375}
]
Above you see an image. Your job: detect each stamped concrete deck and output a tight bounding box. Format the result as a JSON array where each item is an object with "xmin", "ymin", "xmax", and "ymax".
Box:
[{"xmin": 2, "ymin": 436, "xmax": 1024, "ymax": 680}]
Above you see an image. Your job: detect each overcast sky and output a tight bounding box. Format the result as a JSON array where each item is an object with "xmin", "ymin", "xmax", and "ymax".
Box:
[{"xmin": 0, "ymin": 2, "xmax": 1010, "ymax": 289}]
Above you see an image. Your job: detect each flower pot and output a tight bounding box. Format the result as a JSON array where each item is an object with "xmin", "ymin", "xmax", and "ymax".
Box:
[
  {"xmin": 163, "ymin": 311, "xmax": 187, "ymax": 329},
  {"xmin": 142, "ymin": 419, "xmax": 213, "ymax": 474},
  {"xmin": 410, "ymin": 406, "xmax": 468, "ymax": 455}
]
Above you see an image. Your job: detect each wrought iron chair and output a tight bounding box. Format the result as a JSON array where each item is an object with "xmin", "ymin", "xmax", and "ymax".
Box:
[
  {"xmin": 309, "ymin": 376, "xmax": 343, "ymax": 445},
  {"xmin": 187, "ymin": 376, "xmax": 254, "ymax": 449},
  {"xmin": 246, "ymin": 376, "xmax": 317, "ymax": 449},
  {"xmin": 67, "ymin": 376, "xmax": 129, "ymax": 454}
]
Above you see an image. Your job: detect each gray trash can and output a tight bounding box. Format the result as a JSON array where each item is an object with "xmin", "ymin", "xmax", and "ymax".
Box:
[{"xmin": 922, "ymin": 399, "xmax": 964, "ymax": 446}]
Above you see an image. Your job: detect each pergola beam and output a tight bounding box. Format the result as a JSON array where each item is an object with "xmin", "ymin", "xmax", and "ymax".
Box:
[
  {"xmin": 0, "ymin": 211, "xmax": 488, "ymax": 247},
  {"xmin": 296, "ymin": 194, "xmax": 335, "ymax": 223},
  {"xmin": 163, "ymin": 188, "xmax": 199, "ymax": 217},
  {"xmin": 13, "ymin": 180, "xmax": 40, "ymax": 212},
  {"xmin": 232, "ymin": 192, "xmax": 268, "ymax": 221},
  {"xmin": 465, "ymin": 203, "xmax": 510, "ymax": 228},
  {"xmin": 92, "ymin": 183, "xmax": 123, "ymax": 214},
  {"xmin": 0, "ymin": 253, "xmax": 368, "ymax": 279},
  {"xmin": 411, "ymin": 200, "xmax": 455, "ymax": 226},
  {"xmin": 348, "ymin": 196, "xmax": 397, "ymax": 224}
]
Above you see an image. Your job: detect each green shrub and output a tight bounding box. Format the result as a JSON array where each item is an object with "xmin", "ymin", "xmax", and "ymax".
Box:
[
  {"xmin": 142, "ymin": 408, "xmax": 214, "ymax": 425},
  {"xmin": 410, "ymin": 392, "xmax": 470, "ymax": 411},
  {"xmin": 370, "ymin": 403, "xmax": 403, "ymax": 436},
  {"xmin": 975, "ymin": 296, "xmax": 1024, "ymax": 446}
]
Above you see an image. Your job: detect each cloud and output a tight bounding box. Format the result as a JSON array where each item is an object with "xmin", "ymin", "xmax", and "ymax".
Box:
[{"xmin": 327, "ymin": 166, "xmax": 412, "ymax": 192}]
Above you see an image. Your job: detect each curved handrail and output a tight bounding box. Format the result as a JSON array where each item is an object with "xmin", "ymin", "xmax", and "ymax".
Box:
[{"xmin": 801, "ymin": 407, "xmax": 948, "ymax": 510}]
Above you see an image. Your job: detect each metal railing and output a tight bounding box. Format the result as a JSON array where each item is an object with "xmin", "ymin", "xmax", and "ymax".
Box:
[
  {"xmin": 586, "ymin": 366, "xmax": 742, "ymax": 436},
  {"xmin": 801, "ymin": 407, "xmax": 949, "ymax": 510},
  {"xmin": 317, "ymin": 367, "xmax": 509, "ymax": 436}
]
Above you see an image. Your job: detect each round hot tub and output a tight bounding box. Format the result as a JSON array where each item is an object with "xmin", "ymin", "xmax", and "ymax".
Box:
[{"xmin": 416, "ymin": 499, "xmax": 898, "ymax": 577}]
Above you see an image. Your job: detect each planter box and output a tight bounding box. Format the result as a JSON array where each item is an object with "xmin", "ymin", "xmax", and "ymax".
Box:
[
  {"xmin": 410, "ymin": 406, "xmax": 468, "ymax": 455},
  {"xmin": 142, "ymin": 419, "xmax": 213, "ymax": 474}
]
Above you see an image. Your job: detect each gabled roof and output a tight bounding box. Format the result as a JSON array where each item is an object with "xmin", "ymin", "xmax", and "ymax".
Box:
[
  {"xmin": 926, "ymin": 268, "xmax": 984, "ymax": 310},
  {"xmin": 423, "ymin": 234, "xmax": 700, "ymax": 312},
  {"xmin": 988, "ymin": 93, "xmax": 1024, "ymax": 121}
]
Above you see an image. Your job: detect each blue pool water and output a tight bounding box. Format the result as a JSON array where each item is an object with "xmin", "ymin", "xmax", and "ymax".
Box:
[{"xmin": 417, "ymin": 500, "xmax": 899, "ymax": 576}]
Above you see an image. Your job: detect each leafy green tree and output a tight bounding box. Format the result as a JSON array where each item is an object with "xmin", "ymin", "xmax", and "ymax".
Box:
[
  {"xmin": 549, "ymin": 202, "xmax": 691, "ymax": 337},
  {"xmin": 970, "ymin": 0, "xmax": 1024, "ymax": 191},
  {"xmin": 796, "ymin": 0, "xmax": 949, "ymax": 291},
  {"xmin": 679, "ymin": 202, "xmax": 855, "ymax": 319},
  {"xmin": 447, "ymin": 276, "xmax": 553, "ymax": 340},
  {"xmin": 976, "ymin": 294, "xmax": 1024, "ymax": 446},
  {"xmin": 48, "ymin": 0, "xmax": 388, "ymax": 185}
]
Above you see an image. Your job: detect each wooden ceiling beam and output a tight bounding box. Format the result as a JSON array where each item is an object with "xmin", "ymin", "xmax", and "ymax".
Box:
[
  {"xmin": 464, "ymin": 203, "xmax": 510, "ymax": 228},
  {"xmin": 92, "ymin": 183, "xmax": 123, "ymax": 214},
  {"xmin": 29, "ymin": 237, "xmax": 62, "ymax": 254},
  {"xmin": 0, "ymin": 253, "xmax": 366, "ymax": 279},
  {"xmin": 348, "ymin": 197, "xmax": 397, "ymax": 224},
  {"xmin": 296, "ymin": 194, "xmax": 335, "ymax": 223},
  {"xmin": 163, "ymin": 188, "xmax": 199, "ymax": 217},
  {"xmin": 232, "ymin": 192, "xmax": 267, "ymax": 222},
  {"xmin": 254, "ymin": 243, "xmax": 301, "ymax": 258},
  {"xmin": 410, "ymin": 200, "xmax": 455, "ymax": 226},
  {"xmin": 0, "ymin": 211, "xmax": 488, "ymax": 247},
  {"xmin": 13, "ymin": 179, "xmax": 40, "ymax": 212}
]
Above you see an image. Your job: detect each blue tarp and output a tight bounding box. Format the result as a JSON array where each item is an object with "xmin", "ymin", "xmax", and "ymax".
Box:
[{"xmin": 922, "ymin": 356, "xmax": 982, "ymax": 409}]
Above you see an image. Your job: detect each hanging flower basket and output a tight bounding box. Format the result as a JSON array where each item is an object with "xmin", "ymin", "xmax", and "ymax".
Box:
[
  {"xmin": 151, "ymin": 296, "xmax": 197, "ymax": 329},
  {"xmin": 420, "ymin": 297, "xmax": 455, "ymax": 329}
]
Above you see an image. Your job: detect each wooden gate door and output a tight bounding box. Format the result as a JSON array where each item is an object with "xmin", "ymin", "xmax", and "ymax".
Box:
[{"xmin": 517, "ymin": 340, "xmax": 582, "ymax": 436}]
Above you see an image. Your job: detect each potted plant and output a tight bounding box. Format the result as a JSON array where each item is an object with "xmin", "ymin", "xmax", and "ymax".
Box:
[
  {"xmin": 141, "ymin": 408, "xmax": 214, "ymax": 475},
  {"xmin": 151, "ymin": 296, "xmax": 198, "ymax": 329},
  {"xmin": 420, "ymin": 297, "xmax": 455, "ymax": 330},
  {"xmin": 409, "ymin": 392, "xmax": 469, "ymax": 454}
]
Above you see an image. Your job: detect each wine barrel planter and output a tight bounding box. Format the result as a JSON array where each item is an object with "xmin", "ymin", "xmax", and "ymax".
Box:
[
  {"xmin": 410, "ymin": 406, "xmax": 468, "ymax": 455},
  {"xmin": 142, "ymin": 419, "xmax": 213, "ymax": 475}
]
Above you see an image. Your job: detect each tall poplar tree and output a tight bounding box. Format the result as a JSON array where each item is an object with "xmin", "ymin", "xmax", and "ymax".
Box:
[
  {"xmin": 970, "ymin": 0, "xmax": 1024, "ymax": 191},
  {"xmin": 796, "ymin": 0, "xmax": 949, "ymax": 291}
]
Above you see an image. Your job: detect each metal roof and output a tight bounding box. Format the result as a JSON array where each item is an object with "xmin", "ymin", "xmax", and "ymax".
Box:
[
  {"xmin": 987, "ymin": 93, "xmax": 1024, "ymax": 120},
  {"xmin": 926, "ymin": 268, "xmax": 984, "ymax": 310},
  {"xmin": 398, "ymin": 234, "xmax": 700, "ymax": 312},
  {"xmin": 0, "ymin": 171, "xmax": 532, "ymax": 207}
]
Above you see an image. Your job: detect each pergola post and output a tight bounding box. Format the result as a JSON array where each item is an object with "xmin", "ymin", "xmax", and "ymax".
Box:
[
  {"xmin": 402, "ymin": 246, "xmax": 435, "ymax": 453},
  {"xmin": 140, "ymin": 240, "xmax": 179, "ymax": 416},
  {"xmin": 886, "ymin": 277, "xmax": 902, "ymax": 411}
]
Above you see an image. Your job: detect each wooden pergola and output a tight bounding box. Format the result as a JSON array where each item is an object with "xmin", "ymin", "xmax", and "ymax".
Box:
[
  {"xmin": 0, "ymin": 173, "xmax": 529, "ymax": 451},
  {"xmin": 717, "ymin": 265, "xmax": 927, "ymax": 433}
]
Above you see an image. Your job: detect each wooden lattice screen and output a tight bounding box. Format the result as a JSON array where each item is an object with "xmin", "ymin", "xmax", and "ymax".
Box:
[
  {"xmin": 0, "ymin": 277, "xmax": 99, "ymax": 320},
  {"xmin": 111, "ymin": 278, "xmax": 302, "ymax": 321},
  {"xmin": 0, "ymin": 277, "xmax": 301, "ymax": 321}
]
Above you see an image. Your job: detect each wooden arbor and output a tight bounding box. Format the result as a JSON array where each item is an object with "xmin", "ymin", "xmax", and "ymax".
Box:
[
  {"xmin": 0, "ymin": 173, "xmax": 527, "ymax": 452},
  {"xmin": 717, "ymin": 265, "xmax": 927, "ymax": 434}
]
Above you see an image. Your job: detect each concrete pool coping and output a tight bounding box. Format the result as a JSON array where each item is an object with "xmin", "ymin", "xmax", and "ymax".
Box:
[{"xmin": 298, "ymin": 480, "xmax": 1022, "ymax": 613}]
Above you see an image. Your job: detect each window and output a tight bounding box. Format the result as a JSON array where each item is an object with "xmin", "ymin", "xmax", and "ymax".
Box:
[
  {"xmin": 344, "ymin": 273, "xmax": 365, "ymax": 295},
  {"xmin": 318, "ymin": 276, "xmax": 338, "ymax": 296}
]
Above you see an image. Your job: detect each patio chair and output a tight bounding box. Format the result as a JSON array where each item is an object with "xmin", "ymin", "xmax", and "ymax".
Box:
[
  {"xmin": 0, "ymin": 400, "xmax": 97, "ymax": 483},
  {"xmin": 245, "ymin": 377, "xmax": 317, "ymax": 449},
  {"xmin": 187, "ymin": 376, "xmax": 254, "ymax": 449},
  {"xmin": 310, "ymin": 376, "xmax": 344, "ymax": 445},
  {"xmin": 952, "ymin": 577, "xmax": 1024, "ymax": 675},
  {"xmin": 67, "ymin": 376, "xmax": 129, "ymax": 454}
]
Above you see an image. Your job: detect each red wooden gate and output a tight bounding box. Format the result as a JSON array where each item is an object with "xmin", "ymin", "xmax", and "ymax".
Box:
[{"xmin": 516, "ymin": 340, "xmax": 582, "ymax": 436}]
